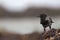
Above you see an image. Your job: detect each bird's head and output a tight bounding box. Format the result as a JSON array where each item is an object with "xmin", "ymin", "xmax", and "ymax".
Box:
[{"xmin": 40, "ymin": 13, "xmax": 47, "ymax": 19}]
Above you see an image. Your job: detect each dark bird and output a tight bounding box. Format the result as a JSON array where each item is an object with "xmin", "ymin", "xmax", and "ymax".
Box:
[{"xmin": 38, "ymin": 13, "xmax": 54, "ymax": 32}]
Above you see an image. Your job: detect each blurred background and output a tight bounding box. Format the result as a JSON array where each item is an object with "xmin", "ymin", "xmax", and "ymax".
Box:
[{"xmin": 0, "ymin": 0, "xmax": 60, "ymax": 35}]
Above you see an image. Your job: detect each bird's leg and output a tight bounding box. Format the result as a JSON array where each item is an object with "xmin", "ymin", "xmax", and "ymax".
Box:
[
  {"xmin": 44, "ymin": 27, "xmax": 46, "ymax": 32},
  {"xmin": 49, "ymin": 25, "xmax": 51, "ymax": 30},
  {"xmin": 43, "ymin": 25, "xmax": 46, "ymax": 32}
]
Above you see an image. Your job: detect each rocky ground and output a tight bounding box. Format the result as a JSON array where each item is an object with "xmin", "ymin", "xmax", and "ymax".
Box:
[
  {"xmin": 41, "ymin": 28, "xmax": 60, "ymax": 40},
  {"xmin": 0, "ymin": 28, "xmax": 60, "ymax": 40}
]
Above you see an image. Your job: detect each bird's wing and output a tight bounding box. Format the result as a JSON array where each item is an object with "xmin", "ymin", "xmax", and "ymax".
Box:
[{"xmin": 46, "ymin": 16, "xmax": 54, "ymax": 23}]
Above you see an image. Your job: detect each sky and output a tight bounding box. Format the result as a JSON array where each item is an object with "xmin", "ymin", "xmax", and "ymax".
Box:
[{"xmin": 0, "ymin": 0, "xmax": 60, "ymax": 12}]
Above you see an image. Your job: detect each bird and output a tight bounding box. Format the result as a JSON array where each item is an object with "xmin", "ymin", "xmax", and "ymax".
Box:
[{"xmin": 37, "ymin": 13, "xmax": 54, "ymax": 32}]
